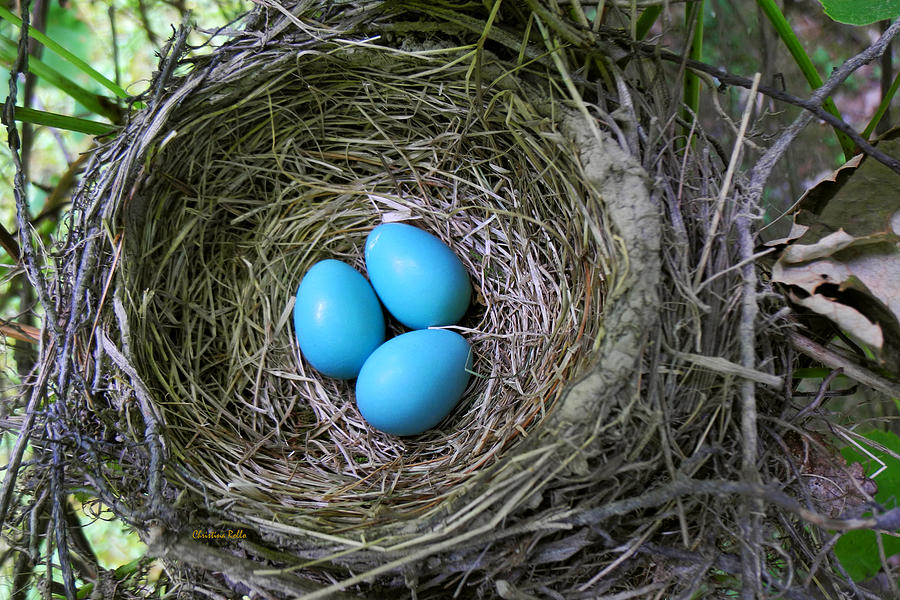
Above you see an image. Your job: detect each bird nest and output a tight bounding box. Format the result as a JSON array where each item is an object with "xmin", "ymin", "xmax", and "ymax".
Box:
[{"xmin": 6, "ymin": 1, "xmax": 821, "ymax": 598}]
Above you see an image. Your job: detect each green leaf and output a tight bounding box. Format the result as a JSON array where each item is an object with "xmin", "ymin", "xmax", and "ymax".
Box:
[
  {"xmin": 835, "ymin": 430, "xmax": 900, "ymax": 581},
  {"xmin": 0, "ymin": 33, "xmax": 118, "ymax": 121},
  {"xmin": 11, "ymin": 105, "xmax": 115, "ymax": 135},
  {"xmin": 680, "ymin": 1, "xmax": 704, "ymax": 150},
  {"xmin": 635, "ymin": 6, "xmax": 662, "ymax": 40},
  {"xmin": 0, "ymin": 5, "xmax": 129, "ymax": 99},
  {"xmin": 42, "ymin": 3, "xmax": 102, "ymax": 91},
  {"xmin": 816, "ymin": 0, "xmax": 900, "ymax": 26}
]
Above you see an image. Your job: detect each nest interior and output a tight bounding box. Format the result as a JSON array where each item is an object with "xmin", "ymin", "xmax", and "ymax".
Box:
[{"xmin": 120, "ymin": 41, "xmax": 616, "ymax": 531}]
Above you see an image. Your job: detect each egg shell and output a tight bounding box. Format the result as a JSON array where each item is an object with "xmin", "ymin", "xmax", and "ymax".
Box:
[
  {"xmin": 293, "ymin": 259, "xmax": 385, "ymax": 379},
  {"xmin": 365, "ymin": 223, "xmax": 471, "ymax": 329},
  {"xmin": 355, "ymin": 329, "xmax": 472, "ymax": 436}
]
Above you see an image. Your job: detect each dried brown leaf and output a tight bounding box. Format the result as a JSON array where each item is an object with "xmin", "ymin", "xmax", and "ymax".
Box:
[{"xmin": 773, "ymin": 136, "xmax": 900, "ymax": 368}]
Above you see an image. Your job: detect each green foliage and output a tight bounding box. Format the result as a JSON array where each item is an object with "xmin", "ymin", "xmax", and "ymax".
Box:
[
  {"xmin": 0, "ymin": 5, "xmax": 128, "ymax": 99},
  {"xmin": 11, "ymin": 105, "xmax": 116, "ymax": 135},
  {"xmin": 816, "ymin": 0, "xmax": 900, "ymax": 26},
  {"xmin": 1, "ymin": 4, "xmax": 236, "ymax": 597},
  {"xmin": 0, "ymin": 34, "xmax": 117, "ymax": 120},
  {"xmin": 835, "ymin": 430, "xmax": 900, "ymax": 581}
]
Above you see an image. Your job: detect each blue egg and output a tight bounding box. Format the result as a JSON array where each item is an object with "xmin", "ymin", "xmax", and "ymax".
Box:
[
  {"xmin": 293, "ymin": 259, "xmax": 385, "ymax": 379},
  {"xmin": 355, "ymin": 329, "xmax": 472, "ymax": 436},
  {"xmin": 365, "ymin": 223, "xmax": 471, "ymax": 329}
]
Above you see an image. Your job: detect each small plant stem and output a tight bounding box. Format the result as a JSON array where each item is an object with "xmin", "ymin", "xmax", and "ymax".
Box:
[
  {"xmin": 693, "ymin": 72, "xmax": 761, "ymax": 290},
  {"xmin": 0, "ymin": 222, "xmax": 20, "ymax": 260},
  {"xmin": 755, "ymin": 0, "xmax": 854, "ymax": 158},
  {"xmin": 878, "ymin": 19, "xmax": 893, "ymax": 134},
  {"xmin": 0, "ymin": 320, "xmax": 40, "ymax": 344},
  {"xmin": 682, "ymin": 0, "xmax": 704, "ymax": 140},
  {"xmin": 863, "ymin": 68, "xmax": 900, "ymax": 140}
]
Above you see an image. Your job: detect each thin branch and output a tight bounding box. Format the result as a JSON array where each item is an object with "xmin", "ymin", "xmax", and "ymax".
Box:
[
  {"xmin": 136, "ymin": 0, "xmax": 160, "ymax": 48},
  {"xmin": 738, "ymin": 212, "xmax": 762, "ymax": 600},
  {"xmin": 108, "ymin": 5, "xmax": 121, "ymax": 90},
  {"xmin": 639, "ymin": 543, "xmax": 817, "ymax": 600},
  {"xmin": 786, "ymin": 331, "xmax": 900, "ymax": 399},
  {"xmin": 744, "ymin": 17, "xmax": 900, "ymax": 196},
  {"xmin": 2, "ymin": 0, "xmax": 59, "ymax": 334},
  {"xmin": 878, "ymin": 20, "xmax": 893, "ymax": 134},
  {"xmin": 793, "ymin": 368, "xmax": 845, "ymax": 421},
  {"xmin": 569, "ymin": 476, "xmax": 900, "ymax": 533},
  {"xmin": 0, "ymin": 319, "xmax": 40, "ymax": 344},
  {"xmin": 601, "ymin": 19, "xmax": 900, "ymax": 177},
  {"xmin": 146, "ymin": 527, "xmax": 362, "ymax": 600},
  {"xmin": 0, "ymin": 222, "xmax": 20, "ymax": 261},
  {"xmin": 692, "ymin": 72, "xmax": 760, "ymax": 289}
]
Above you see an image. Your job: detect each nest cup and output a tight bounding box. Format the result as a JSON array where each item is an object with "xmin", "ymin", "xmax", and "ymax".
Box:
[{"xmin": 117, "ymin": 39, "xmax": 618, "ymax": 531}]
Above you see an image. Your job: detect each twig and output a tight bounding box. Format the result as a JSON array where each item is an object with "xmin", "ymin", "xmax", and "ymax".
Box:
[
  {"xmin": 0, "ymin": 320, "xmax": 40, "ymax": 344},
  {"xmin": 51, "ymin": 440, "xmax": 77, "ymax": 600},
  {"xmin": 524, "ymin": 0, "xmax": 592, "ymax": 48},
  {"xmin": 746, "ymin": 17, "xmax": 900, "ymax": 198},
  {"xmin": 669, "ymin": 349, "xmax": 782, "ymax": 389},
  {"xmin": 5, "ymin": 4, "xmax": 76, "ymax": 597},
  {"xmin": 786, "ymin": 330, "xmax": 900, "ymax": 399},
  {"xmin": 62, "ymin": 499, "xmax": 99, "ymax": 582},
  {"xmin": 0, "ymin": 222, "xmax": 21, "ymax": 261},
  {"xmin": 605, "ymin": 20, "xmax": 900, "ymax": 177},
  {"xmin": 26, "ymin": 153, "xmax": 88, "ymax": 228},
  {"xmin": 146, "ymin": 527, "xmax": 362, "ymax": 600},
  {"xmin": 692, "ymin": 72, "xmax": 760, "ymax": 289},
  {"xmin": 569, "ymin": 476, "xmax": 900, "ymax": 533},
  {"xmin": 738, "ymin": 210, "xmax": 762, "ymax": 600},
  {"xmin": 639, "ymin": 543, "xmax": 816, "ymax": 600},
  {"xmin": 11, "ymin": 493, "xmax": 49, "ymax": 600},
  {"xmin": 793, "ymin": 368, "xmax": 845, "ymax": 421},
  {"xmin": 2, "ymin": 0, "xmax": 57, "ymax": 334},
  {"xmin": 21, "ymin": 0, "xmax": 49, "ymax": 173},
  {"xmin": 534, "ymin": 14, "xmax": 605, "ymax": 146},
  {"xmin": 136, "ymin": 0, "xmax": 160, "ymax": 48},
  {"xmin": 878, "ymin": 20, "xmax": 893, "ymax": 135},
  {"xmin": 100, "ymin": 321, "xmax": 169, "ymax": 522},
  {"xmin": 152, "ymin": 12, "xmax": 193, "ymax": 107},
  {"xmin": 108, "ymin": 5, "xmax": 121, "ymax": 90},
  {"xmin": 0, "ymin": 342, "xmax": 52, "ymax": 528}
]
